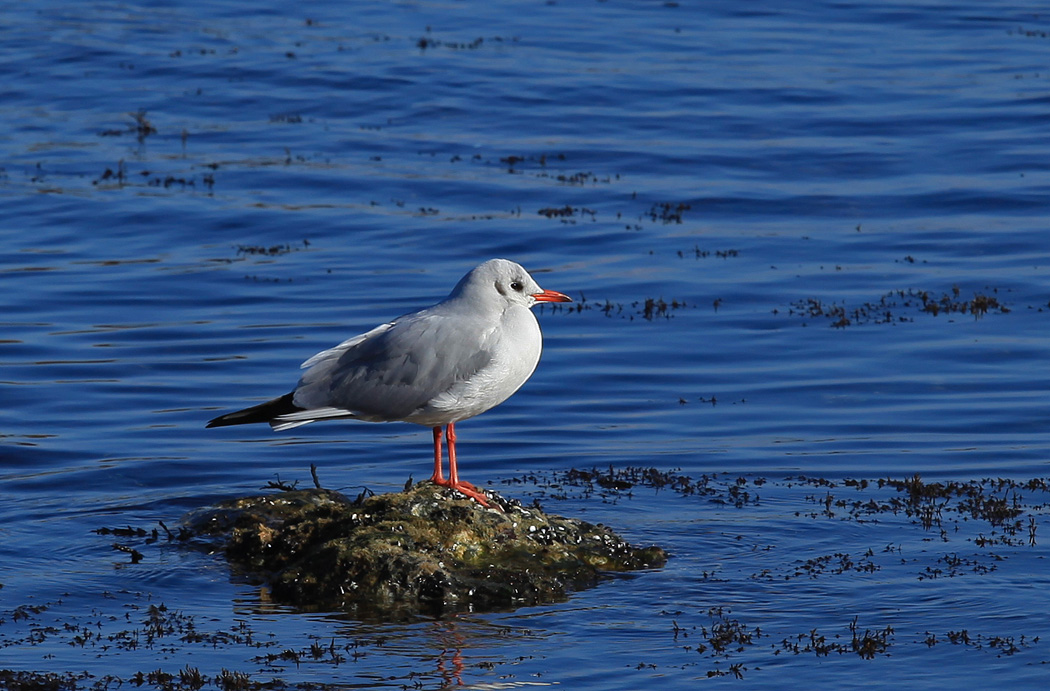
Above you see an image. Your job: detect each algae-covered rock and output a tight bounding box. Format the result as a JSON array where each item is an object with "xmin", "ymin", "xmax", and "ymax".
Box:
[{"xmin": 186, "ymin": 482, "xmax": 666, "ymax": 616}]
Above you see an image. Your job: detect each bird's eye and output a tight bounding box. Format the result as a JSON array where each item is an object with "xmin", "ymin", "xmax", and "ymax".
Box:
[{"xmin": 510, "ymin": 281, "xmax": 523, "ymax": 292}]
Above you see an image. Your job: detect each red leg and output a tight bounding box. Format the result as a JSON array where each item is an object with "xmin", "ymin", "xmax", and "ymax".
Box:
[
  {"xmin": 446, "ymin": 422, "xmax": 480, "ymax": 492},
  {"xmin": 431, "ymin": 426, "xmax": 445, "ymax": 483},
  {"xmin": 429, "ymin": 422, "xmax": 489, "ymax": 507},
  {"xmin": 446, "ymin": 422, "xmax": 458, "ymax": 485}
]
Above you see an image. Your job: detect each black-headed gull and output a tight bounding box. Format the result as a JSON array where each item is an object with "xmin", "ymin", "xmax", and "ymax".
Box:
[{"xmin": 207, "ymin": 258, "xmax": 572, "ymax": 507}]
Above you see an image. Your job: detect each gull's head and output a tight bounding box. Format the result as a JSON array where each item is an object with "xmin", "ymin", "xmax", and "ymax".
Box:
[{"xmin": 451, "ymin": 258, "xmax": 572, "ymax": 309}]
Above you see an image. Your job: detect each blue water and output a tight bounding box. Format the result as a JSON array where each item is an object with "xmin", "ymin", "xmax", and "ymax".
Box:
[{"xmin": 2, "ymin": 0, "xmax": 1050, "ymax": 687}]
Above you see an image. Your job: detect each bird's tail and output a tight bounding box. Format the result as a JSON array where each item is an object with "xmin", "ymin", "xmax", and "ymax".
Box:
[{"xmin": 206, "ymin": 392, "xmax": 302, "ymax": 428}]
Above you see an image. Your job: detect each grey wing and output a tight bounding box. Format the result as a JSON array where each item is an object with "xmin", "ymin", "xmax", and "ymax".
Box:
[{"xmin": 291, "ymin": 312, "xmax": 494, "ymax": 421}]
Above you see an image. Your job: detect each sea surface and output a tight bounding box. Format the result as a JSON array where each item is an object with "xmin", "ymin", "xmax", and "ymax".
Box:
[{"xmin": 2, "ymin": 0, "xmax": 1050, "ymax": 688}]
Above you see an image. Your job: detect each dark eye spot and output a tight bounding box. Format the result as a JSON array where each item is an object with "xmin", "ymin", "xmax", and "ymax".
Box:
[{"xmin": 510, "ymin": 281, "xmax": 523, "ymax": 292}]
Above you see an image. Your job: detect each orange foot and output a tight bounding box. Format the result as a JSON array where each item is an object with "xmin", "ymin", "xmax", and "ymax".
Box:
[{"xmin": 431, "ymin": 478, "xmax": 492, "ymax": 508}]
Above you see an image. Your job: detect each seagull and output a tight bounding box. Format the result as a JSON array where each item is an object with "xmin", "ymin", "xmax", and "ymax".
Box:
[{"xmin": 206, "ymin": 258, "xmax": 572, "ymax": 507}]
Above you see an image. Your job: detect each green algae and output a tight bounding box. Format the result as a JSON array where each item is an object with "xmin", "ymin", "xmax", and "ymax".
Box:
[{"xmin": 187, "ymin": 482, "xmax": 666, "ymax": 616}]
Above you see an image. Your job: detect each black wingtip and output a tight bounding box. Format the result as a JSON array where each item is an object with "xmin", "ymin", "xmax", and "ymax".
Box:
[{"xmin": 206, "ymin": 392, "xmax": 301, "ymax": 428}]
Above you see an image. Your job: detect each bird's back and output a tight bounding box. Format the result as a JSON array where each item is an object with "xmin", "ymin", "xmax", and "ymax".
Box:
[{"xmin": 290, "ymin": 296, "xmax": 542, "ymax": 426}]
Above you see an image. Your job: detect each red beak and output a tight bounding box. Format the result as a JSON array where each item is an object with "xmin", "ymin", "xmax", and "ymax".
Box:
[{"xmin": 532, "ymin": 289, "xmax": 573, "ymax": 303}]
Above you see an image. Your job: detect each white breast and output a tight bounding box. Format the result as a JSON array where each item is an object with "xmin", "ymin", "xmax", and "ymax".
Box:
[{"xmin": 408, "ymin": 306, "xmax": 543, "ymax": 426}]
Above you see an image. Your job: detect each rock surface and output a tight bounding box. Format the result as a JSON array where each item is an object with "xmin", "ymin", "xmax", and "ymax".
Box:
[{"xmin": 186, "ymin": 482, "xmax": 667, "ymax": 617}]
